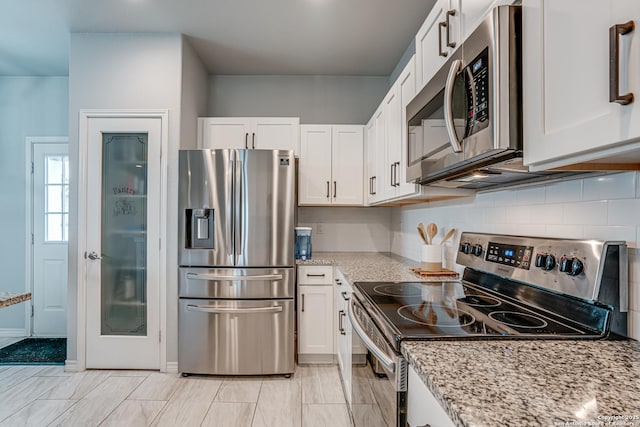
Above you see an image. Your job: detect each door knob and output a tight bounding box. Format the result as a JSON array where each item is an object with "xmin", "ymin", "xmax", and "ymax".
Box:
[{"xmin": 87, "ymin": 251, "xmax": 103, "ymax": 260}]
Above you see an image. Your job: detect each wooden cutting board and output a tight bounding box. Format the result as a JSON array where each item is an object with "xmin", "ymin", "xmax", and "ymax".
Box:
[{"xmin": 410, "ymin": 267, "xmax": 459, "ymax": 277}]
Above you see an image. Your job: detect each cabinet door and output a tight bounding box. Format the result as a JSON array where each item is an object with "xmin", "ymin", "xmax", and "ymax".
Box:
[
  {"xmin": 373, "ymin": 107, "xmax": 387, "ymax": 204},
  {"xmin": 198, "ymin": 118, "xmax": 250, "ymax": 149},
  {"xmin": 365, "ymin": 117, "xmax": 377, "ymax": 205},
  {"xmin": 523, "ymin": 0, "xmax": 640, "ymax": 169},
  {"xmin": 459, "ymin": 0, "xmax": 501, "ymax": 41},
  {"xmin": 331, "ymin": 126, "xmax": 364, "ymax": 205},
  {"xmin": 383, "ymin": 84, "xmax": 401, "ymax": 201},
  {"xmin": 252, "ymin": 117, "xmax": 300, "ymax": 155},
  {"xmin": 299, "ymin": 125, "xmax": 332, "ymax": 205},
  {"xmin": 408, "ymin": 365, "xmax": 456, "ymax": 427},
  {"xmin": 397, "ymin": 56, "xmax": 420, "ymax": 197},
  {"xmin": 415, "ymin": 0, "xmax": 452, "ymax": 91},
  {"xmin": 298, "ymin": 285, "xmax": 334, "ymax": 355}
]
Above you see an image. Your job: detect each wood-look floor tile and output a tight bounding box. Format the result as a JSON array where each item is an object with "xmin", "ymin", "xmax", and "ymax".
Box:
[
  {"xmin": 351, "ymin": 403, "xmax": 387, "ymax": 427},
  {"xmin": 129, "ymin": 372, "xmax": 181, "ymax": 401},
  {"xmin": 300, "ymin": 366, "xmax": 345, "ymax": 404},
  {"xmin": 0, "ymin": 399, "xmax": 77, "ymax": 426},
  {"xmin": 105, "ymin": 370, "xmax": 154, "ymax": 377},
  {"xmin": 151, "ymin": 378, "xmax": 222, "ymax": 427},
  {"xmin": 49, "ymin": 376, "xmax": 144, "ymax": 426},
  {"xmin": 100, "ymin": 400, "xmax": 167, "ymax": 427},
  {"xmin": 215, "ymin": 378, "xmax": 262, "ymax": 403},
  {"xmin": 0, "ymin": 376, "xmax": 66, "ymax": 422},
  {"xmin": 369, "ymin": 377, "xmax": 396, "ymax": 427},
  {"xmin": 302, "ymin": 404, "xmax": 351, "ymax": 427},
  {"xmin": 39, "ymin": 371, "xmax": 111, "ymax": 400},
  {"xmin": 202, "ymin": 402, "xmax": 256, "ymax": 427},
  {"xmin": 0, "ymin": 366, "xmax": 49, "ymax": 391},
  {"xmin": 32, "ymin": 366, "xmax": 72, "ymax": 377},
  {"xmin": 252, "ymin": 380, "xmax": 301, "ymax": 427}
]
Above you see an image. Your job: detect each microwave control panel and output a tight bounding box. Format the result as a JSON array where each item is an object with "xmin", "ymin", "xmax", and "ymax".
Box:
[{"xmin": 466, "ymin": 48, "xmax": 490, "ymax": 137}]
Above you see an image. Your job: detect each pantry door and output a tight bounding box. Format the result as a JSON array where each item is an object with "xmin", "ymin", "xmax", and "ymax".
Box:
[{"xmin": 84, "ymin": 116, "xmax": 162, "ymax": 369}]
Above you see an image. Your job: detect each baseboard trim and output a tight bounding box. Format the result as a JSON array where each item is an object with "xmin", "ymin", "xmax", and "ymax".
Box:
[
  {"xmin": 165, "ymin": 361, "xmax": 178, "ymax": 374},
  {"xmin": 0, "ymin": 328, "xmax": 27, "ymax": 337},
  {"xmin": 65, "ymin": 360, "xmax": 84, "ymax": 372},
  {"xmin": 298, "ymin": 354, "xmax": 337, "ymax": 365}
]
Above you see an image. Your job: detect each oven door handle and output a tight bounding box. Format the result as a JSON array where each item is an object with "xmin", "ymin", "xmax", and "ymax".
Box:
[
  {"xmin": 444, "ymin": 58, "xmax": 463, "ymax": 153},
  {"xmin": 347, "ymin": 298, "xmax": 396, "ymax": 372},
  {"xmin": 186, "ymin": 304, "xmax": 283, "ymax": 314},
  {"xmin": 186, "ymin": 273, "xmax": 283, "ymax": 281}
]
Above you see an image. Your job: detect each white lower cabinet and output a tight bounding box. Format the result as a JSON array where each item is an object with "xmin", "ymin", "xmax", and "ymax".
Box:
[
  {"xmin": 297, "ymin": 266, "xmax": 335, "ymax": 363},
  {"xmin": 407, "ymin": 365, "xmax": 455, "ymax": 427}
]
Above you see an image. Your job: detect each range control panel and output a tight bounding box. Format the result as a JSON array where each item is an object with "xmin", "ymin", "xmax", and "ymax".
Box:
[
  {"xmin": 455, "ymin": 232, "xmax": 626, "ymax": 302},
  {"xmin": 486, "ymin": 242, "xmax": 533, "ymax": 270}
]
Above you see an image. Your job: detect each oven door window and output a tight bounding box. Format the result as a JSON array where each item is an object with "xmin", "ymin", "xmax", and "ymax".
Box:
[{"xmin": 407, "ymin": 73, "xmax": 468, "ymax": 171}]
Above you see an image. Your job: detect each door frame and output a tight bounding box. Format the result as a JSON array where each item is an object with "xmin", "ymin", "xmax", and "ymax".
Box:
[
  {"xmin": 75, "ymin": 110, "xmax": 168, "ymax": 371},
  {"xmin": 24, "ymin": 136, "xmax": 69, "ymax": 337}
]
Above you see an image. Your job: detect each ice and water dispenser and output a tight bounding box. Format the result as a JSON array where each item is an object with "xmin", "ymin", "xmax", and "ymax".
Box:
[
  {"xmin": 295, "ymin": 227, "xmax": 312, "ymax": 260},
  {"xmin": 185, "ymin": 208, "xmax": 214, "ymax": 249}
]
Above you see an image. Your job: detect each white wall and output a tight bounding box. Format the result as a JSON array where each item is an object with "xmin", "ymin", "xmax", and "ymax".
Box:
[
  {"xmin": 208, "ymin": 75, "xmax": 389, "ymax": 124},
  {"xmin": 68, "ymin": 33, "xmax": 184, "ymax": 364},
  {"xmin": 297, "ymin": 207, "xmax": 391, "ymax": 252},
  {"xmin": 0, "ymin": 77, "xmax": 68, "ymax": 334},
  {"xmin": 390, "ymin": 172, "xmax": 640, "ymax": 340}
]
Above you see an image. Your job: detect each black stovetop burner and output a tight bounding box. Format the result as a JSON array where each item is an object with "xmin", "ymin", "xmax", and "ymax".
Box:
[{"xmin": 353, "ymin": 280, "xmax": 606, "ymax": 346}]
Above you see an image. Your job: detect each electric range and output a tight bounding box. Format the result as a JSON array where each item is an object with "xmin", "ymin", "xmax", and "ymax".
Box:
[{"xmin": 346, "ymin": 232, "xmax": 629, "ymax": 427}]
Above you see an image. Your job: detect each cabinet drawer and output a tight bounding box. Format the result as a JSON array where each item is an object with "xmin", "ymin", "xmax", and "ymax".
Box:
[{"xmin": 298, "ymin": 266, "xmax": 333, "ymax": 285}]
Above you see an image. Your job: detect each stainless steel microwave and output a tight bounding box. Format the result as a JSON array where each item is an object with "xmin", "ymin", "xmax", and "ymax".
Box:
[{"xmin": 406, "ymin": 5, "xmax": 525, "ymax": 189}]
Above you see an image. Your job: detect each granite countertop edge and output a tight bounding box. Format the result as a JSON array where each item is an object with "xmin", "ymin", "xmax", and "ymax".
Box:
[{"xmin": 0, "ymin": 292, "xmax": 32, "ymax": 308}]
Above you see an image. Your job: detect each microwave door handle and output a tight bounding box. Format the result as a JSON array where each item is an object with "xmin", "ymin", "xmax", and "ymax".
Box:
[{"xmin": 444, "ymin": 59, "xmax": 464, "ymax": 153}]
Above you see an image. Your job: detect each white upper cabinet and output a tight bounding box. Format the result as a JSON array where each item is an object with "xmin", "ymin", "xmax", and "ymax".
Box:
[
  {"xmin": 523, "ymin": 0, "xmax": 640, "ymax": 170},
  {"xmin": 415, "ymin": 0, "xmax": 508, "ymax": 91},
  {"xmin": 397, "ymin": 56, "xmax": 420, "ymax": 196},
  {"xmin": 198, "ymin": 117, "xmax": 300, "ymax": 155},
  {"xmin": 299, "ymin": 125, "xmax": 364, "ymax": 206},
  {"xmin": 382, "ymin": 83, "xmax": 402, "ymax": 201}
]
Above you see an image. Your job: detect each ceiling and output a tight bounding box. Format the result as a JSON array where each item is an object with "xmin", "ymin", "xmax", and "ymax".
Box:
[{"xmin": 0, "ymin": 0, "xmax": 436, "ymax": 77}]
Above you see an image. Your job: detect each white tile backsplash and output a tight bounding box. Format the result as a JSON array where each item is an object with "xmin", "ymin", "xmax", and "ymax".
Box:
[
  {"xmin": 582, "ymin": 172, "xmax": 636, "ymax": 201},
  {"xmin": 545, "ymin": 179, "xmax": 583, "ymax": 203},
  {"xmin": 562, "ymin": 201, "xmax": 608, "ymax": 225},
  {"xmin": 608, "ymin": 199, "xmax": 640, "ymax": 226}
]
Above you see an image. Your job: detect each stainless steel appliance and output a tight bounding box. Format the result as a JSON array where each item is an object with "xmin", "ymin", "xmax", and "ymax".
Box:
[
  {"xmin": 348, "ymin": 232, "xmax": 628, "ymax": 426},
  {"xmin": 406, "ymin": 6, "xmax": 586, "ymax": 190},
  {"xmin": 178, "ymin": 149, "xmax": 296, "ymax": 376}
]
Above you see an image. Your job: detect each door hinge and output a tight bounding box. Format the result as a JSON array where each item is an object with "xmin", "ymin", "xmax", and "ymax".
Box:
[
  {"xmin": 31, "ymin": 233, "xmax": 34, "ymax": 245},
  {"xmin": 31, "ymin": 161, "xmax": 34, "ymax": 174},
  {"xmin": 158, "ymin": 330, "xmax": 162, "ymax": 343},
  {"xmin": 159, "ymin": 238, "xmax": 161, "ymax": 251},
  {"xmin": 31, "ymin": 305, "xmax": 34, "ymax": 317}
]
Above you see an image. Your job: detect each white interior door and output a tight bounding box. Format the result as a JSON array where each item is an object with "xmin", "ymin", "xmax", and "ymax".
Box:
[
  {"xmin": 32, "ymin": 141, "xmax": 68, "ymax": 336},
  {"xmin": 85, "ymin": 117, "xmax": 161, "ymax": 369}
]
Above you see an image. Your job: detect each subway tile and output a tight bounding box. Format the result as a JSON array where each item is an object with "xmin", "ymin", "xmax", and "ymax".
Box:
[
  {"xmin": 608, "ymin": 199, "xmax": 640, "ymax": 226},
  {"xmin": 545, "ymin": 179, "xmax": 583, "ymax": 204},
  {"xmin": 545, "ymin": 224, "xmax": 584, "ymax": 239},
  {"xmin": 583, "ymin": 172, "xmax": 636, "ymax": 201},
  {"xmin": 562, "ymin": 201, "xmax": 607, "ymax": 225},
  {"xmin": 482, "ymin": 207, "xmax": 507, "ymax": 224},
  {"xmin": 514, "ymin": 186, "xmax": 546, "ymax": 205},
  {"xmin": 582, "ymin": 226, "xmax": 637, "ymax": 247},
  {"xmin": 512, "ymin": 224, "xmax": 546, "ymax": 236},
  {"xmin": 492, "ymin": 189, "xmax": 517, "ymax": 206},
  {"xmin": 473, "ymin": 192, "xmax": 495, "ymax": 207},
  {"xmin": 529, "ymin": 204, "xmax": 563, "ymax": 225},
  {"xmin": 505, "ymin": 205, "xmax": 533, "ymax": 224}
]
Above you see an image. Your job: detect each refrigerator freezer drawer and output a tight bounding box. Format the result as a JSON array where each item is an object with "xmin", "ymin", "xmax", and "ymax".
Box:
[
  {"xmin": 179, "ymin": 267, "xmax": 295, "ymax": 299},
  {"xmin": 178, "ymin": 298, "xmax": 295, "ymax": 375}
]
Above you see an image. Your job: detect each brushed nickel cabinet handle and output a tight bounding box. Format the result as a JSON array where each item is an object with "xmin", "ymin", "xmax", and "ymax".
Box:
[
  {"xmin": 326, "ymin": 181, "xmax": 330, "ymax": 198},
  {"xmin": 244, "ymin": 132, "xmax": 248, "ymax": 149},
  {"xmin": 609, "ymin": 20, "xmax": 635, "ymax": 105},
  {"xmin": 438, "ymin": 21, "xmax": 448, "ymax": 57},
  {"xmin": 252, "ymin": 132, "xmax": 256, "ymax": 149},
  {"xmin": 339, "ymin": 310, "xmax": 346, "ymax": 335},
  {"xmin": 306, "ymin": 273, "xmax": 325, "ymax": 277},
  {"xmin": 333, "ymin": 181, "xmax": 337, "ymax": 198},
  {"xmin": 372, "ymin": 176, "xmax": 376, "ymax": 195},
  {"xmin": 445, "ymin": 10, "xmax": 457, "ymax": 48}
]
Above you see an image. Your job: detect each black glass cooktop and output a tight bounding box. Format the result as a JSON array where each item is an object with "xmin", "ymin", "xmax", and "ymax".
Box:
[{"xmin": 353, "ymin": 281, "xmax": 602, "ymax": 342}]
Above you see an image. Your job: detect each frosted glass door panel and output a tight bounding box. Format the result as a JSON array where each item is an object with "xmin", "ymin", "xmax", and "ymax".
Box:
[{"xmin": 101, "ymin": 133, "xmax": 148, "ymax": 336}]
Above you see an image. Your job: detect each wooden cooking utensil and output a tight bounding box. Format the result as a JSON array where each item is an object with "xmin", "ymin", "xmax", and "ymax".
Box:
[
  {"xmin": 417, "ymin": 223, "xmax": 428, "ymax": 244},
  {"xmin": 441, "ymin": 228, "xmax": 456, "ymax": 244},
  {"xmin": 426, "ymin": 223, "xmax": 438, "ymax": 245}
]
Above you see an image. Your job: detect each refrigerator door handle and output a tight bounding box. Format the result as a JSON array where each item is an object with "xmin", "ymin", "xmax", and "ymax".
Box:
[
  {"xmin": 186, "ymin": 273, "xmax": 284, "ymax": 281},
  {"xmin": 235, "ymin": 158, "xmax": 244, "ymax": 261},
  {"xmin": 186, "ymin": 304, "xmax": 283, "ymax": 314},
  {"xmin": 227, "ymin": 157, "xmax": 235, "ymax": 262}
]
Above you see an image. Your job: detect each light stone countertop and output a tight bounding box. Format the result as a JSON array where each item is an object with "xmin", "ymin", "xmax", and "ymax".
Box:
[
  {"xmin": 299, "ymin": 251, "xmax": 640, "ymax": 427},
  {"xmin": 0, "ymin": 292, "xmax": 31, "ymax": 308},
  {"xmin": 402, "ymin": 340, "xmax": 640, "ymax": 427}
]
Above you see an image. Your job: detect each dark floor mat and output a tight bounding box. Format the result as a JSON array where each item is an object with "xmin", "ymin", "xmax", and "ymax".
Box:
[{"xmin": 0, "ymin": 338, "xmax": 66, "ymax": 365}]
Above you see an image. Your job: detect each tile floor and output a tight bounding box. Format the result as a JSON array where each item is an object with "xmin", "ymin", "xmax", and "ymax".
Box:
[{"xmin": 0, "ymin": 362, "xmax": 390, "ymax": 426}]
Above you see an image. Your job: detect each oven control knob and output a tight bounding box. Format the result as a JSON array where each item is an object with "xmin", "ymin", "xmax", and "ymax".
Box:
[
  {"xmin": 460, "ymin": 242, "xmax": 472, "ymax": 254},
  {"xmin": 535, "ymin": 254, "xmax": 556, "ymax": 270},
  {"xmin": 471, "ymin": 244, "xmax": 483, "ymax": 257},
  {"xmin": 559, "ymin": 256, "xmax": 584, "ymax": 276}
]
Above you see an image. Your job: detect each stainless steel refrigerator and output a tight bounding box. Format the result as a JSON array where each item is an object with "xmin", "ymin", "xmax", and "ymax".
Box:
[{"xmin": 178, "ymin": 149, "xmax": 295, "ymax": 376}]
